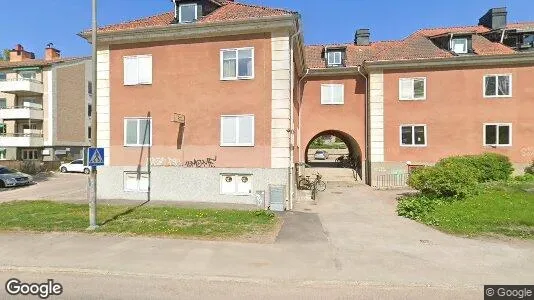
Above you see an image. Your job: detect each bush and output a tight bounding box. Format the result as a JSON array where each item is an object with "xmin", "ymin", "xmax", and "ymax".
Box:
[
  {"xmin": 514, "ymin": 173, "xmax": 534, "ymax": 182},
  {"xmin": 437, "ymin": 153, "xmax": 513, "ymax": 183},
  {"xmin": 397, "ymin": 195, "xmax": 441, "ymax": 223},
  {"xmin": 525, "ymin": 161, "xmax": 534, "ymax": 175},
  {"xmin": 408, "ymin": 163, "xmax": 479, "ymax": 199}
]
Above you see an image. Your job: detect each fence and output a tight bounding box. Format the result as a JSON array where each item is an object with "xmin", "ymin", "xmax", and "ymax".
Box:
[
  {"xmin": 0, "ymin": 160, "xmax": 61, "ymax": 174},
  {"xmin": 373, "ymin": 173, "xmax": 410, "ymax": 189}
]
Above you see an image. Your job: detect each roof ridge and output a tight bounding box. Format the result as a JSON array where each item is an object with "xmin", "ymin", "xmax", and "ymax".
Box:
[
  {"xmin": 229, "ymin": 1, "xmax": 296, "ymax": 14},
  {"xmin": 415, "ymin": 24, "xmax": 488, "ymax": 32},
  {"xmin": 96, "ymin": 10, "xmax": 173, "ymax": 31}
]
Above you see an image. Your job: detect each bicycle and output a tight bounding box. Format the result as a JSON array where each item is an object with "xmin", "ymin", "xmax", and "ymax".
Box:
[{"xmin": 298, "ymin": 173, "xmax": 326, "ymax": 192}]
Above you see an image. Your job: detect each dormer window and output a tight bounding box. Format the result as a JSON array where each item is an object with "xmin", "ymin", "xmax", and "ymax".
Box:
[
  {"xmin": 521, "ymin": 33, "xmax": 534, "ymax": 47},
  {"xmin": 178, "ymin": 3, "xmax": 198, "ymax": 24},
  {"xmin": 451, "ymin": 38, "xmax": 468, "ymax": 54},
  {"xmin": 326, "ymin": 50, "xmax": 344, "ymax": 67}
]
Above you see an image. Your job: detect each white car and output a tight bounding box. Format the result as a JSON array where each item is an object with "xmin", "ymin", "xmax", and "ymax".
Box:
[{"xmin": 60, "ymin": 159, "xmax": 90, "ymax": 174}]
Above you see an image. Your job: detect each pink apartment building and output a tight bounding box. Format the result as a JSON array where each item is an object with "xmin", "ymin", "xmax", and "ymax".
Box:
[{"xmin": 80, "ymin": 1, "xmax": 534, "ymax": 207}]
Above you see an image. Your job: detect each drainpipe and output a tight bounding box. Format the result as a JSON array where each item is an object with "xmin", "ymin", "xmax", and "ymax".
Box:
[
  {"xmin": 500, "ymin": 29, "xmax": 507, "ymax": 44},
  {"xmin": 288, "ymin": 22, "xmax": 302, "ymax": 211},
  {"xmin": 357, "ymin": 65, "xmax": 370, "ymax": 184}
]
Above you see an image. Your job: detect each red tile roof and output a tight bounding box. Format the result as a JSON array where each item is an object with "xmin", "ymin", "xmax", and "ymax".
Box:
[
  {"xmin": 0, "ymin": 57, "xmax": 89, "ymax": 70},
  {"xmin": 86, "ymin": 1, "xmax": 294, "ymax": 34},
  {"xmin": 306, "ymin": 24, "xmax": 520, "ymax": 68}
]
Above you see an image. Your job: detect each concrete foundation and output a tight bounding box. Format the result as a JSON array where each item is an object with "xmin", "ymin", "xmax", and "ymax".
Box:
[{"xmin": 97, "ymin": 166, "xmax": 288, "ymax": 205}]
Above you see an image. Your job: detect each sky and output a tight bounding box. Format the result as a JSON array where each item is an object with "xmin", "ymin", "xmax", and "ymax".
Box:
[{"xmin": 1, "ymin": 0, "xmax": 533, "ymax": 59}]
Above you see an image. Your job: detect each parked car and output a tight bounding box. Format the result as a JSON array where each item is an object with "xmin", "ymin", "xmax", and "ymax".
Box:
[
  {"xmin": 314, "ymin": 150, "xmax": 329, "ymax": 160},
  {"xmin": 60, "ymin": 159, "xmax": 90, "ymax": 174},
  {"xmin": 0, "ymin": 167, "xmax": 33, "ymax": 188}
]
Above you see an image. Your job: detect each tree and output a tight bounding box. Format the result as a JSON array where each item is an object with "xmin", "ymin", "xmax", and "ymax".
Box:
[{"xmin": 0, "ymin": 49, "xmax": 9, "ymax": 61}]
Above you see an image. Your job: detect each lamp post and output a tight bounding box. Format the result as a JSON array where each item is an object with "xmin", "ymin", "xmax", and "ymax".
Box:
[{"xmin": 88, "ymin": 0, "xmax": 98, "ymax": 229}]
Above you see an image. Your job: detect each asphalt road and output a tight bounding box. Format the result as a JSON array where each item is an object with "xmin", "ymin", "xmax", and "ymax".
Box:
[
  {"xmin": 0, "ymin": 172, "xmax": 87, "ymax": 202},
  {"xmin": 0, "ymin": 270, "xmax": 480, "ymax": 300}
]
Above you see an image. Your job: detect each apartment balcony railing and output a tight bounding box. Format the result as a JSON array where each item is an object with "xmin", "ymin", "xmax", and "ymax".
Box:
[
  {"xmin": 0, "ymin": 105, "xmax": 44, "ymax": 120},
  {"xmin": 0, "ymin": 78, "xmax": 44, "ymax": 95},
  {"xmin": 0, "ymin": 132, "xmax": 44, "ymax": 147}
]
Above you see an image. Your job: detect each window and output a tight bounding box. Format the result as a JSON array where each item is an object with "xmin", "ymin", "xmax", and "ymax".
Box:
[
  {"xmin": 451, "ymin": 38, "xmax": 468, "ymax": 54},
  {"xmin": 88, "ymin": 104, "xmax": 92, "ymax": 117},
  {"xmin": 123, "ymin": 55, "xmax": 153, "ymax": 86},
  {"xmin": 484, "ymin": 123, "xmax": 512, "ymax": 146},
  {"xmin": 88, "ymin": 81, "xmax": 93, "ymax": 95},
  {"xmin": 0, "ymin": 123, "xmax": 5, "ymax": 134},
  {"xmin": 484, "ymin": 75, "xmax": 511, "ymax": 97},
  {"xmin": 399, "ymin": 78, "xmax": 426, "ymax": 100},
  {"xmin": 19, "ymin": 71, "xmax": 36, "ymax": 80},
  {"xmin": 220, "ymin": 48, "xmax": 254, "ymax": 80},
  {"xmin": 327, "ymin": 51, "xmax": 343, "ymax": 66},
  {"xmin": 22, "ymin": 149, "xmax": 39, "ymax": 160},
  {"xmin": 0, "ymin": 148, "xmax": 6, "ymax": 160},
  {"xmin": 220, "ymin": 115, "xmax": 254, "ymax": 147},
  {"xmin": 321, "ymin": 84, "xmax": 344, "ymax": 104},
  {"xmin": 178, "ymin": 3, "xmax": 197, "ymax": 24},
  {"xmin": 220, "ymin": 174, "xmax": 252, "ymax": 195},
  {"xmin": 522, "ymin": 34, "xmax": 534, "ymax": 46},
  {"xmin": 88, "ymin": 127, "xmax": 92, "ymax": 139},
  {"xmin": 124, "ymin": 118, "xmax": 152, "ymax": 147},
  {"xmin": 123, "ymin": 172, "xmax": 149, "ymax": 192},
  {"xmin": 0, "ymin": 73, "xmax": 6, "ymax": 81},
  {"xmin": 400, "ymin": 125, "xmax": 427, "ymax": 147},
  {"xmin": 0, "ymin": 98, "xmax": 6, "ymax": 109}
]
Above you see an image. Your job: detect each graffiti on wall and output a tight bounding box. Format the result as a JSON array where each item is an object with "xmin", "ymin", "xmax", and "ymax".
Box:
[
  {"xmin": 184, "ymin": 156, "xmax": 217, "ymax": 168},
  {"xmin": 148, "ymin": 156, "xmax": 217, "ymax": 168},
  {"xmin": 521, "ymin": 147, "xmax": 534, "ymax": 158}
]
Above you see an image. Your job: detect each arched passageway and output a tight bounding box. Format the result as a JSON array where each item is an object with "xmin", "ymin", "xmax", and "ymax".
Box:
[{"xmin": 304, "ymin": 130, "xmax": 363, "ymax": 180}]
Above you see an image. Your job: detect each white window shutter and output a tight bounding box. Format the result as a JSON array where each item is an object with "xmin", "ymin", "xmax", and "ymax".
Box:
[
  {"xmin": 124, "ymin": 57, "xmax": 138, "ymax": 85},
  {"xmin": 334, "ymin": 84, "xmax": 344, "ymax": 104},
  {"xmin": 238, "ymin": 116, "xmax": 254, "ymax": 145},
  {"xmin": 221, "ymin": 117, "xmax": 237, "ymax": 145},
  {"xmin": 399, "ymin": 79, "xmax": 413, "ymax": 100},
  {"xmin": 138, "ymin": 55, "xmax": 153, "ymax": 84},
  {"xmin": 321, "ymin": 85, "xmax": 331, "ymax": 104}
]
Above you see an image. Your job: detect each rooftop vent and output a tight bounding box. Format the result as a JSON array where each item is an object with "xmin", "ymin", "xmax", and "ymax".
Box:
[{"xmin": 479, "ymin": 7, "xmax": 507, "ymax": 30}]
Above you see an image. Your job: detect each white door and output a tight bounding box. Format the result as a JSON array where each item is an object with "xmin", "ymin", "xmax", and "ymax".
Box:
[{"xmin": 236, "ymin": 175, "xmax": 252, "ymax": 195}]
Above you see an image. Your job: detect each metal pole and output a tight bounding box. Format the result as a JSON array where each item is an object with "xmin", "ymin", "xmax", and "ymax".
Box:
[{"xmin": 88, "ymin": 0, "xmax": 98, "ymax": 229}]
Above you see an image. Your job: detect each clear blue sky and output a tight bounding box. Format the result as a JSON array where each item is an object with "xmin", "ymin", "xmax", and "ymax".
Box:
[{"xmin": 1, "ymin": 0, "xmax": 532, "ymax": 59}]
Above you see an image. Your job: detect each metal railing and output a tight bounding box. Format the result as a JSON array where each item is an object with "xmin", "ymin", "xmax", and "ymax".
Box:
[
  {"xmin": 0, "ymin": 105, "xmax": 43, "ymax": 110},
  {"xmin": 0, "ymin": 78, "xmax": 43, "ymax": 84},
  {"xmin": 0, "ymin": 133, "xmax": 44, "ymax": 138},
  {"xmin": 373, "ymin": 173, "xmax": 410, "ymax": 189}
]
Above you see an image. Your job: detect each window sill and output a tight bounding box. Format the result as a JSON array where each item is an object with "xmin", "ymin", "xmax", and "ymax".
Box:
[
  {"xmin": 400, "ymin": 145, "xmax": 427, "ymax": 148},
  {"xmin": 220, "ymin": 193, "xmax": 252, "ymax": 196},
  {"xmin": 123, "ymin": 83, "xmax": 152, "ymax": 86},
  {"xmin": 484, "ymin": 144, "xmax": 512, "ymax": 148},
  {"xmin": 320, "ymin": 103, "xmax": 344, "ymax": 105},
  {"xmin": 483, "ymin": 95, "xmax": 512, "ymax": 99},
  {"xmin": 220, "ymin": 144, "xmax": 255, "ymax": 147},
  {"xmin": 399, "ymin": 98, "xmax": 426, "ymax": 101},
  {"xmin": 124, "ymin": 145, "xmax": 152, "ymax": 147},
  {"xmin": 220, "ymin": 77, "xmax": 254, "ymax": 81}
]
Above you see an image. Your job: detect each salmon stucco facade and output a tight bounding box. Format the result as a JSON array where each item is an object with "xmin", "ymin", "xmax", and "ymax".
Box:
[{"xmin": 81, "ymin": 1, "xmax": 534, "ymax": 207}]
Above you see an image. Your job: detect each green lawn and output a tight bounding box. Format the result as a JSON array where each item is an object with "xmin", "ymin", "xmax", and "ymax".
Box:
[
  {"xmin": 0, "ymin": 201, "xmax": 278, "ymax": 240},
  {"xmin": 419, "ymin": 182, "xmax": 534, "ymax": 238}
]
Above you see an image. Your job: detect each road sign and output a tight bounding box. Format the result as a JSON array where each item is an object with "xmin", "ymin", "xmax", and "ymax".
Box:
[{"xmin": 88, "ymin": 147, "xmax": 105, "ymax": 167}]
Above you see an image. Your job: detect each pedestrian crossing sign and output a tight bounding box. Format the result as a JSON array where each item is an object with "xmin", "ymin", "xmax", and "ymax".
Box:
[{"xmin": 88, "ymin": 148, "xmax": 105, "ymax": 167}]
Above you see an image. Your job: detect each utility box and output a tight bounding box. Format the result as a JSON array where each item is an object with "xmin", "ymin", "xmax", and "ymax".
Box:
[{"xmin": 269, "ymin": 185, "xmax": 286, "ymax": 211}]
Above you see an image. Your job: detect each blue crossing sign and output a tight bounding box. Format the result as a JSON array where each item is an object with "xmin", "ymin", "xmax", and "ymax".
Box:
[{"xmin": 88, "ymin": 148, "xmax": 105, "ymax": 167}]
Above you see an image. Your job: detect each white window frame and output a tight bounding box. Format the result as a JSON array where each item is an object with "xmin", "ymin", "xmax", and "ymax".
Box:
[
  {"xmin": 123, "ymin": 55, "xmax": 153, "ymax": 86},
  {"xmin": 450, "ymin": 38, "xmax": 468, "ymax": 54},
  {"xmin": 483, "ymin": 123, "xmax": 512, "ymax": 147},
  {"xmin": 220, "ymin": 47, "xmax": 255, "ymax": 81},
  {"xmin": 123, "ymin": 171, "xmax": 149, "ymax": 192},
  {"xmin": 483, "ymin": 74, "xmax": 512, "ymax": 98},
  {"xmin": 220, "ymin": 174, "xmax": 253, "ymax": 196},
  {"xmin": 327, "ymin": 51, "xmax": 342, "ymax": 66},
  {"xmin": 178, "ymin": 3, "xmax": 198, "ymax": 24},
  {"xmin": 399, "ymin": 77, "xmax": 426, "ymax": 100},
  {"xmin": 123, "ymin": 117, "xmax": 153, "ymax": 147},
  {"xmin": 399, "ymin": 124, "xmax": 428, "ymax": 147},
  {"xmin": 220, "ymin": 114, "xmax": 255, "ymax": 147},
  {"xmin": 321, "ymin": 84, "xmax": 344, "ymax": 105}
]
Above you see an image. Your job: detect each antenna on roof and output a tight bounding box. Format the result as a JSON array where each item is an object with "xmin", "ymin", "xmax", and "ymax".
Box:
[{"xmin": 46, "ymin": 43, "xmax": 54, "ymax": 49}]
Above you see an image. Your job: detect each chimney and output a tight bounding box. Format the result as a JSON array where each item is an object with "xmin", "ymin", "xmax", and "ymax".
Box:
[
  {"xmin": 355, "ymin": 29, "xmax": 370, "ymax": 46},
  {"xmin": 479, "ymin": 7, "xmax": 507, "ymax": 30},
  {"xmin": 45, "ymin": 43, "xmax": 61, "ymax": 61},
  {"xmin": 9, "ymin": 44, "xmax": 35, "ymax": 62}
]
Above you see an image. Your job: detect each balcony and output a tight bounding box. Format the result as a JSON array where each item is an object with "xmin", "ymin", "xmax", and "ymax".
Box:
[
  {"xmin": 0, "ymin": 105, "xmax": 44, "ymax": 120},
  {"xmin": 0, "ymin": 79, "xmax": 43, "ymax": 95},
  {"xmin": 0, "ymin": 132, "xmax": 44, "ymax": 147}
]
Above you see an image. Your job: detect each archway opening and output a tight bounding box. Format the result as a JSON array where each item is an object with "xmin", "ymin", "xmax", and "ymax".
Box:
[{"xmin": 304, "ymin": 130, "xmax": 363, "ymax": 180}]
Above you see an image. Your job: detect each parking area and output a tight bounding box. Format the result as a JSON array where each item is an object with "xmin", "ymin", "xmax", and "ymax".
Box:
[{"xmin": 0, "ymin": 173, "xmax": 87, "ymax": 203}]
